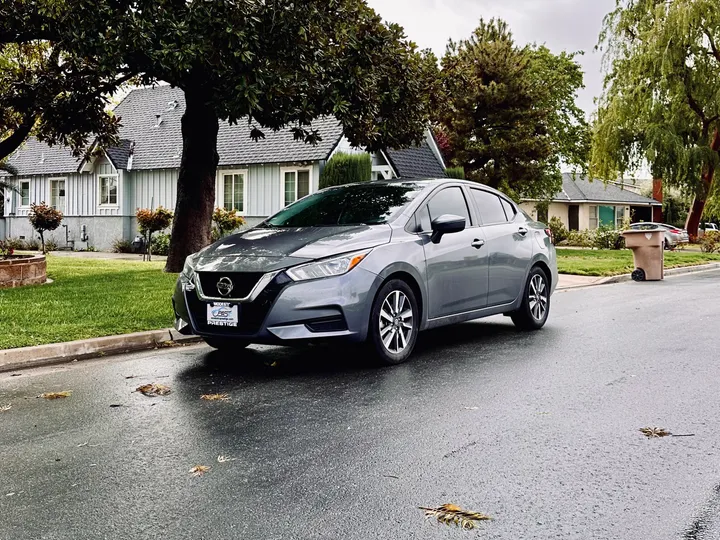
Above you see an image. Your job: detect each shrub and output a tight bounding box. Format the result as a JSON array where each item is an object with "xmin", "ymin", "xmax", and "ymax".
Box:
[
  {"xmin": 445, "ymin": 166, "xmax": 465, "ymax": 179},
  {"xmin": 150, "ymin": 233, "xmax": 171, "ymax": 256},
  {"xmin": 136, "ymin": 206, "xmax": 173, "ymax": 260},
  {"xmin": 112, "ymin": 238, "xmax": 134, "ymax": 253},
  {"xmin": 563, "ymin": 229, "xmax": 594, "ymax": 248},
  {"xmin": 593, "ymin": 224, "xmax": 624, "ymax": 250},
  {"xmin": 25, "ymin": 238, "xmax": 40, "ymax": 251},
  {"xmin": 5, "ymin": 237, "xmax": 26, "ymax": 250},
  {"xmin": 28, "ymin": 202, "xmax": 63, "ymax": 253},
  {"xmin": 44, "ymin": 237, "xmax": 59, "ymax": 252},
  {"xmin": 0, "ymin": 240, "xmax": 14, "ymax": 259},
  {"xmin": 701, "ymin": 230, "xmax": 720, "ymax": 253},
  {"xmin": 319, "ymin": 152, "xmax": 372, "ymax": 189},
  {"xmin": 548, "ymin": 216, "xmax": 568, "ymax": 244},
  {"xmin": 212, "ymin": 207, "xmax": 246, "ymax": 241}
]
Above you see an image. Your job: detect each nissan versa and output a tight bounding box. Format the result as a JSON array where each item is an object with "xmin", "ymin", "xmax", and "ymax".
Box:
[{"xmin": 173, "ymin": 179, "xmax": 558, "ymax": 364}]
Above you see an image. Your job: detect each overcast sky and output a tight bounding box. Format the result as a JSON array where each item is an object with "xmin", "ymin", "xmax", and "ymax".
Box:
[{"xmin": 365, "ymin": 0, "xmax": 617, "ymax": 117}]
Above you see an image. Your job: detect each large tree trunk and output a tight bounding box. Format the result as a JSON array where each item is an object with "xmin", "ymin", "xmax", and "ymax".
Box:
[
  {"xmin": 165, "ymin": 89, "xmax": 219, "ymax": 273},
  {"xmin": 0, "ymin": 120, "xmax": 34, "ymax": 162},
  {"xmin": 685, "ymin": 129, "xmax": 720, "ymax": 238}
]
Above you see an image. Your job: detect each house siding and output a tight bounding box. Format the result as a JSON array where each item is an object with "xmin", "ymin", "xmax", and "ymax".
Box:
[{"xmin": 129, "ymin": 168, "xmax": 177, "ymax": 214}]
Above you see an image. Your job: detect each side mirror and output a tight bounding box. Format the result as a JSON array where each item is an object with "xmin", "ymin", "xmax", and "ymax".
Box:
[{"xmin": 431, "ymin": 214, "xmax": 466, "ymax": 244}]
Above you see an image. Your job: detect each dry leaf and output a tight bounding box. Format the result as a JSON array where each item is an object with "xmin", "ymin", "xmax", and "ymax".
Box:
[
  {"xmin": 189, "ymin": 465, "xmax": 210, "ymax": 476},
  {"xmin": 463, "ymin": 407, "xmax": 479, "ymax": 410},
  {"xmin": 201, "ymin": 393, "xmax": 229, "ymax": 401},
  {"xmin": 639, "ymin": 427, "xmax": 671, "ymax": 438},
  {"xmin": 217, "ymin": 455, "xmax": 237, "ymax": 463},
  {"xmin": 0, "ymin": 404, "xmax": 11, "ymax": 412},
  {"xmin": 136, "ymin": 383, "xmax": 171, "ymax": 397},
  {"xmin": 419, "ymin": 504, "xmax": 492, "ymax": 530},
  {"xmin": 39, "ymin": 391, "xmax": 72, "ymax": 399}
]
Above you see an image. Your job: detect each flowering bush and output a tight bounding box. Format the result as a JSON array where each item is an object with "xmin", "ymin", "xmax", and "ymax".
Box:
[
  {"xmin": 136, "ymin": 206, "xmax": 174, "ymax": 260},
  {"xmin": 28, "ymin": 202, "xmax": 63, "ymax": 253},
  {"xmin": 212, "ymin": 207, "xmax": 246, "ymax": 241}
]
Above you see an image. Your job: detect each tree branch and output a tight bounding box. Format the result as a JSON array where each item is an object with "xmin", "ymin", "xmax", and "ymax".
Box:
[
  {"xmin": 98, "ymin": 72, "xmax": 137, "ymax": 94},
  {"xmin": 703, "ymin": 29, "xmax": 720, "ymax": 64},
  {"xmin": 683, "ymin": 73, "xmax": 706, "ymax": 123},
  {"xmin": 0, "ymin": 119, "xmax": 34, "ymax": 162}
]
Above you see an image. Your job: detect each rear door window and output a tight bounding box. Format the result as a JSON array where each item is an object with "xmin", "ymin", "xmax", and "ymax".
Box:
[
  {"xmin": 500, "ymin": 198, "xmax": 517, "ymax": 221},
  {"xmin": 471, "ymin": 189, "xmax": 508, "ymax": 225},
  {"xmin": 427, "ymin": 187, "xmax": 471, "ymax": 225}
]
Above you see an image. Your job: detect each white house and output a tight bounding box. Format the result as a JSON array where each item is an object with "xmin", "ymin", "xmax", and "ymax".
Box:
[{"xmin": 0, "ymin": 85, "xmax": 446, "ymax": 250}]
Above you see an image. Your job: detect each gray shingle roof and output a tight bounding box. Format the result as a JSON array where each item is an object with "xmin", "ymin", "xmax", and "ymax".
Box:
[
  {"xmin": 105, "ymin": 139, "xmax": 134, "ymax": 170},
  {"xmin": 558, "ymin": 174, "xmax": 660, "ymax": 205},
  {"xmin": 3, "ymin": 137, "xmax": 82, "ymax": 176},
  {"xmin": 3, "ymin": 85, "xmax": 444, "ymax": 176},
  {"xmin": 114, "ymin": 85, "xmax": 345, "ymax": 169},
  {"xmin": 385, "ymin": 140, "xmax": 446, "ymax": 178}
]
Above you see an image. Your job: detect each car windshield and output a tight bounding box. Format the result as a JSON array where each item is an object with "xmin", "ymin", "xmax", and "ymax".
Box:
[{"xmin": 263, "ymin": 182, "xmax": 427, "ymax": 228}]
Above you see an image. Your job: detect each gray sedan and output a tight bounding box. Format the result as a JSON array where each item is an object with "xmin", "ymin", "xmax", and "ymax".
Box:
[{"xmin": 173, "ymin": 179, "xmax": 557, "ymax": 364}]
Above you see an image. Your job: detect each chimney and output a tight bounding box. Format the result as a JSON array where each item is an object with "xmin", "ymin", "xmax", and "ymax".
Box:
[{"xmin": 652, "ymin": 178, "xmax": 663, "ymax": 223}]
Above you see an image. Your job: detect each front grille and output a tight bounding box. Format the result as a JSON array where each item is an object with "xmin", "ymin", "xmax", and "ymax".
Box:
[
  {"xmin": 197, "ymin": 272, "xmax": 264, "ymax": 299},
  {"xmin": 186, "ymin": 272, "xmax": 292, "ymax": 336}
]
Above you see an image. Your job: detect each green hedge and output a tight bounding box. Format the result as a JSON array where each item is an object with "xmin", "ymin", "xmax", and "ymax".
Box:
[
  {"xmin": 320, "ymin": 152, "xmax": 372, "ymax": 189},
  {"xmin": 445, "ymin": 166, "xmax": 465, "ymax": 179}
]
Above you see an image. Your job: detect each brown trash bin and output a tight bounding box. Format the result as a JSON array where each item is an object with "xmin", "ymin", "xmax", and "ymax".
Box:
[{"xmin": 622, "ymin": 229, "xmax": 665, "ymax": 281}]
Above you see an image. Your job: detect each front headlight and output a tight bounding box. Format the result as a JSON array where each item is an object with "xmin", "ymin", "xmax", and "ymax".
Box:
[
  {"xmin": 181, "ymin": 252, "xmax": 200, "ymax": 278},
  {"xmin": 286, "ymin": 250, "xmax": 370, "ymax": 282}
]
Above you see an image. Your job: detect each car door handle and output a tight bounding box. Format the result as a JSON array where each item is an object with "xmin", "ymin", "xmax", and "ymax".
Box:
[
  {"xmin": 517, "ymin": 226, "xmax": 528, "ymax": 236},
  {"xmin": 471, "ymin": 239, "xmax": 485, "ymax": 249}
]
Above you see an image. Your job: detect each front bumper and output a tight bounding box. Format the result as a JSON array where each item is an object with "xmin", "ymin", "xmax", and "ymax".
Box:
[{"xmin": 172, "ymin": 267, "xmax": 381, "ymax": 345}]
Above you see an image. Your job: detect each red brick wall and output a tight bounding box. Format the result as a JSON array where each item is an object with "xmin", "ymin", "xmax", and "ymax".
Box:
[{"xmin": 0, "ymin": 256, "xmax": 47, "ymax": 289}]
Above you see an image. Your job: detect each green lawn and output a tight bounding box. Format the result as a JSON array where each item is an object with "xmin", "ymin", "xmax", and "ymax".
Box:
[
  {"xmin": 557, "ymin": 248, "xmax": 720, "ymax": 277},
  {"xmin": 0, "ymin": 256, "xmax": 178, "ymax": 350}
]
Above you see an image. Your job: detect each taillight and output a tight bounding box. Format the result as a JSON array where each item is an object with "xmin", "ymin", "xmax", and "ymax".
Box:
[
  {"xmin": 670, "ymin": 229, "xmax": 681, "ymax": 234},
  {"xmin": 544, "ymin": 228, "xmax": 554, "ymax": 244}
]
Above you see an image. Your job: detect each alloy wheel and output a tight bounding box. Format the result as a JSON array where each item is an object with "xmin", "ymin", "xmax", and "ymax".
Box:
[
  {"xmin": 528, "ymin": 274, "xmax": 548, "ymax": 321},
  {"xmin": 379, "ymin": 290, "xmax": 414, "ymax": 354}
]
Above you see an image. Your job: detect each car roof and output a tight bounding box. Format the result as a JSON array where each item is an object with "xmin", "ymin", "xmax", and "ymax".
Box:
[{"xmin": 333, "ymin": 178, "xmax": 511, "ymax": 199}]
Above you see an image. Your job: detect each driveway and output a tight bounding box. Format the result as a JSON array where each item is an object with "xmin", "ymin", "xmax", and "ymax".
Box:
[{"xmin": 1, "ymin": 270, "xmax": 719, "ymax": 539}]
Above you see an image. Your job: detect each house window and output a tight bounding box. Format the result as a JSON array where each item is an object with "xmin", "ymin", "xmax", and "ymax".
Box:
[
  {"xmin": 283, "ymin": 169, "xmax": 311, "ymax": 207},
  {"xmin": 20, "ymin": 181, "xmax": 30, "ymax": 207},
  {"xmin": 99, "ymin": 175, "xmax": 118, "ymax": 205},
  {"xmin": 222, "ymin": 172, "xmax": 245, "ymax": 213},
  {"xmin": 616, "ymin": 206, "xmax": 626, "ymax": 228},
  {"xmin": 589, "ymin": 205, "xmax": 598, "ymax": 229},
  {"xmin": 50, "ymin": 178, "xmax": 66, "ymax": 212}
]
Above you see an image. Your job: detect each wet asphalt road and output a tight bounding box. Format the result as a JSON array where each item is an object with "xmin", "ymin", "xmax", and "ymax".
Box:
[{"xmin": 2, "ymin": 270, "xmax": 720, "ymax": 540}]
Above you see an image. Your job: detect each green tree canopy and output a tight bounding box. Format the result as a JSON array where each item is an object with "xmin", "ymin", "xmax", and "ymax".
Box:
[
  {"xmin": 2, "ymin": 0, "xmax": 439, "ymax": 271},
  {"xmin": 592, "ymin": 0, "xmax": 720, "ymax": 236},
  {"xmin": 435, "ymin": 19, "xmax": 588, "ymax": 201}
]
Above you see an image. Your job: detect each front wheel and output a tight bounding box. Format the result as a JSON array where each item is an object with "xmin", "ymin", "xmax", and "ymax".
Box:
[
  {"xmin": 511, "ymin": 267, "xmax": 550, "ymax": 331},
  {"xmin": 368, "ymin": 280, "xmax": 419, "ymax": 366}
]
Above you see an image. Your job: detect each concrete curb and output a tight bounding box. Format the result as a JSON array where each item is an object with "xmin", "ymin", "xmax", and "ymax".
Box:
[
  {"xmin": 0, "ymin": 330, "xmax": 202, "ymax": 373},
  {"xmin": 600, "ymin": 262, "xmax": 720, "ymax": 285}
]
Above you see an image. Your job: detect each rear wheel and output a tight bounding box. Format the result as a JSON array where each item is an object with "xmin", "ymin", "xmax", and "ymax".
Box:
[
  {"xmin": 203, "ymin": 337, "xmax": 250, "ymax": 351},
  {"xmin": 368, "ymin": 280, "xmax": 419, "ymax": 366},
  {"xmin": 511, "ymin": 267, "xmax": 550, "ymax": 331}
]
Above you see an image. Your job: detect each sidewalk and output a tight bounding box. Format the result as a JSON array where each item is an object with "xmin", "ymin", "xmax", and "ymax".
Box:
[
  {"xmin": 557, "ymin": 274, "xmax": 612, "ymax": 290},
  {"xmin": 48, "ymin": 251, "xmax": 167, "ymax": 261}
]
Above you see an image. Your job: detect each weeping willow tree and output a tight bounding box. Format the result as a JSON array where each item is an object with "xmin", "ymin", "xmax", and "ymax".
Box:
[{"xmin": 592, "ymin": 0, "xmax": 720, "ymax": 236}]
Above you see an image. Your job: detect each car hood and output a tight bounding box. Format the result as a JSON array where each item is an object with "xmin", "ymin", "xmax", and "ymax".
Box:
[{"xmin": 195, "ymin": 224, "xmax": 392, "ymax": 273}]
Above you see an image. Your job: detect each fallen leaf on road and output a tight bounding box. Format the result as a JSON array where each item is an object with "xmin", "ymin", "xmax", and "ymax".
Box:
[
  {"xmin": 189, "ymin": 465, "xmax": 210, "ymax": 476},
  {"xmin": 0, "ymin": 404, "xmax": 11, "ymax": 412},
  {"xmin": 201, "ymin": 393, "xmax": 229, "ymax": 401},
  {"xmin": 217, "ymin": 455, "xmax": 236, "ymax": 463},
  {"xmin": 419, "ymin": 504, "xmax": 492, "ymax": 530},
  {"xmin": 463, "ymin": 407, "xmax": 479, "ymax": 410},
  {"xmin": 639, "ymin": 427, "xmax": 671, "ymax": 438},
  {"xmin": 39, "ymin": 391, "xmax": 72, "ymax": 399},
  {"xmin": 136, "ymin": 383, "xmax": 171, "ymax": 397}
]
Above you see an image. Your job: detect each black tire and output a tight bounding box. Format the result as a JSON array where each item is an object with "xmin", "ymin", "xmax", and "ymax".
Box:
[
  {"xmin": 368, "ymin": 279, "xmax": 419, "ymax": 366},
  {"xmin": 203, "ymin": 337, "xmax": 250, "ymax": 351},
  {"xmin": 511, "ymin": 267, "xmax": 550, "ymax": 331}
]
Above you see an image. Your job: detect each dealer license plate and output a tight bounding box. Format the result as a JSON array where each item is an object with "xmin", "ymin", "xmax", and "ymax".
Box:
[{"xmin": 207, "ymin": 302, "xmax": 239, "ymax": 327}]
